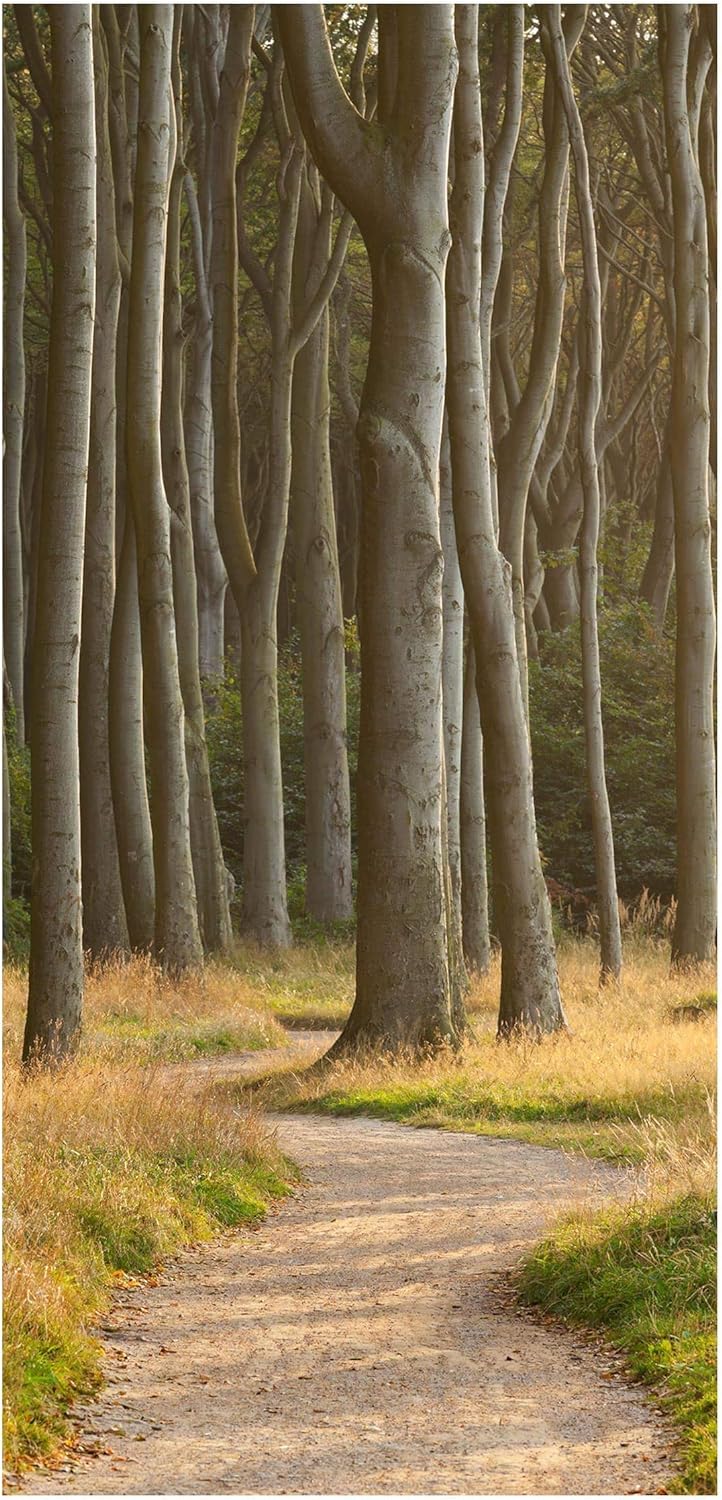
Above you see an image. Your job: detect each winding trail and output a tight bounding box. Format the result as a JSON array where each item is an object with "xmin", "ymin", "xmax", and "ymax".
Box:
[{"xmin": 21, "ymin": 1040, "xmax": 674, "ymax": 1495}]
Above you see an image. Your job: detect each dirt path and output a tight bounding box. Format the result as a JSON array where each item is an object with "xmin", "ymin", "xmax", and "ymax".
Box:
[{"xmin": 21, "ymin": 1097, "xmax": 674, "ymax": 1496}]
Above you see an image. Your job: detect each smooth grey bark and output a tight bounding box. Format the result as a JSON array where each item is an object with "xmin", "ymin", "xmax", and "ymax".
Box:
[
  {"xmin": 662, "ymin": 7, "xmax": 716, "ymax": 965},
  {"xmin": 127, "ymin": 5, "xmax": 201, "ymax": 973},
  {"xmin": 460, "ymin": 638, "xmax": 490, "ymax": 976},
  {"xmin": 162, "ymin": 46, "xmax": 232, "ymax": 956},
  {"xmin": 447, "ymin": 4, "xmax": 564, "ymax": 1037},
  {"xmin": 106, "ymin": 1, "xmax": 156, "ymax": 953},
  {"xmin": 548, "ymin": 4, "xmax": 622, "ymax": 982},
  {"xmin": 440, "ymin": 419, "xmax": 465, "ymax": 979},
  {"xmin": 79, "ymin": 12, "xmax": 129, "ymax": 960},
  {"xmin": 206, "ymin": 8, "xmax": 291, "ymax": 945},
  {"xmin": 291, "ymin": 168, "xmax": 353, "ymax": 922},
  {"xmin": 280, "ymin": 3, "xmax": 465, "ymax": 1051},
  {"xmin": 184, "ymin": 172, "xmax": 227, "ymax": 684},
  {"xmin": 3, "ymin": 69, "xmax": 27, "ymax": 746},
  {"xmin": 493, "ymin": 11, "xmax": 584, "ymax": 712},
  {"xmin": 23, "ymin": 7, "xmax": 96, "ymax": 1064}
]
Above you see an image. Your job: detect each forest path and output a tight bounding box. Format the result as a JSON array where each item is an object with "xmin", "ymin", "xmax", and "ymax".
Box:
[{"xmin": 21, "ymin": 1043, "xmax": 674, "ymax": 1496}]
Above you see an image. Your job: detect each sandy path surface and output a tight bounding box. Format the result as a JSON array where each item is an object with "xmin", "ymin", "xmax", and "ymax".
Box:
[{"xmin": 21, "ymin": 1105, "xmax": 674, "ymax": 1496}]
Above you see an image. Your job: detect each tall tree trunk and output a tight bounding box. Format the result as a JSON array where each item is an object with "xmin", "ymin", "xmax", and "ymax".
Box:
[
  {"xmin": 3, "ymin": 69, "xmax": 27, "ymax": 744},
  {"xmin": 79, "ymin": 11, "xmax": 129, "ymax": 960},
  {"xmin": 23, "ymin": 6, "xmax": 96, "ymax": 1063},
  {"xmin": 207, "ymin": 8, "xmax": 289, "ymax": 943},
  {"xmin": 291, "ymin": 172, "xmax": 353, "ymax": 923},
  {"xmin": 447, "ymin": 4, "xmax": 564, "ymax": 1036},
  {"xmin": 548, "ymin": 4, "xmax": 622, "ymax": 982},
  {"xmin": 162, "ymin": 62, "xmax": 231, "ymax": 956},
  {"xmin": 127, "ymin": 4, "xmax": 201, "ymax": 973},
  {"xmin": 280, "ymin": 4, "xmax": 464, "ymax": 1050},
  {"xmin": 104, "ymin": 1, "xmax": 155, "ymax": 952},
  {"xmin": 460, "ymin": 638, "xmax": 490, "ymax": 976},
  {"xmin": 494, "ymin": 11, "xmax": 584, "ymax": 713},
  {"xmin": 440, "ymin": 419, "xmax": 466, "ymax": 979},
  {"xmin": 184, "ymin": 172, "xmax": 227, "ymax": 684},
  {"xmin": 662, "ymin": 6, "xmax": 716, "ymax": 965}
]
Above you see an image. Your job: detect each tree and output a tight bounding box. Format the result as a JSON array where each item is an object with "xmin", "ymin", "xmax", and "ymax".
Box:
[
  {"xmin": 126, "ymin": 4, "xmax": 202, "ymax": 973},
  {"xmin": 546, "ymin": 3, "xmax": 622, "ymax": 982},
  {"xmin": 446, "ymin": 3, "xmax": 565, "ymax": 1036},
  {"xmin": 280, "ymin": 3, "xmax": 465, "ymax": 1050},
  {"xmin": 3, "ymin": 65, "xmax": 27, "ymax": 745},
  {"xmin": 23, "ymin": 6, "xmax": 96, "ymax": 1062},
  {"xmin": 662, "ymin": 5, "xmax": 716, "ymax": 964},
  {"xmin": 79, "ymin": 10, "xmax": 129, "ymax": 960},
  {"xmin": 162, "ymin": 20, "xmax": 231, "ymax": 954},
  {"xmin": 105, "ymin": 3, "xmax": 156, "ymax": 953}
]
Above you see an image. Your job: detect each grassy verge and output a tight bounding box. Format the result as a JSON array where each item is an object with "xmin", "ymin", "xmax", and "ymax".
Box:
[
  {"xmin": 256, "ymin": 938, "xmax": 716, "ymax": 1491},
  {"xmin": 3, "ymin": 956, "xmax": 289, "ymax": 1064},
  {"xmin": 518, "ymin": 1190, "xmax": 716, "ymax": 1495},
  {"xmin": 229, "ymin": 939, "xmax": 353, "ymax": 1031},
  {"xmin": 3, "ymin": 1055, "xmax": 298, "ymax": 1472},
  {"xmin": 260, "ymin": 940, "xmax": 716, "ymax": 1164}
]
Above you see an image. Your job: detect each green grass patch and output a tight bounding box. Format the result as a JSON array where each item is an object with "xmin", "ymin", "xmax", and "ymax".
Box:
[
  {"xmin": 292, "ymin": 1075, "xmax": 708, "ymax": 1162},
  {"xmin": 4, "ymin": 1140, "xmax": 297, "ymax": 1472},
  {"xmin": 517, "ymin": 1192, "xmax": 717, "ymax": 1494},
  {"xmin": 92, "ymin": 1012, "xmax": 282, "ymax": 1062}
]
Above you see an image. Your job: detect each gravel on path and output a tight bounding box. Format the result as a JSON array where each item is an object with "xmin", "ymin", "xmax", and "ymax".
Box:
[{"xmin": 19, "ymin": 1095, "xmax": 674, "ymax": 1496}]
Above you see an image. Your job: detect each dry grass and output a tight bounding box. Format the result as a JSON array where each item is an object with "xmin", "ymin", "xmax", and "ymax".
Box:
[
  {"xmin": 259, "ymin": 935, "xmax": 716, "ymax": 1168},
  {"xmin": 229, "ymin": 938, "xmax": 354, "ymax": 1028},
  {"xmin": 3, "ymin": 954, "xmax": 287, "ymax": 1064},
  {"xmin": 3, "ymin": 1044, "xmax": 296, "ymax": 1470}
]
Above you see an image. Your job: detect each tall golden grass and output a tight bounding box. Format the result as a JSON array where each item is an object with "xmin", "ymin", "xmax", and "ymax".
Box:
[{"xmin": 3, "ymin": 953, "xmax": 288, "ymax": 1063}]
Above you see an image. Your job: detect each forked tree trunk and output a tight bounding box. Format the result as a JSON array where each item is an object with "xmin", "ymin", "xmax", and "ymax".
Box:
[
  {"xmin": 662, "ymin": 7, "xmax": 716, "ymax": 965},
  {"xmin": 548, "ymin": 4, "xmax": 622, "ymax": 982},
  {"xmin": 3, "ymin": 69, "xmax": 27, "ymax": 744},
  {"xmin": 79, "ymin": 12, "xmax": 129, "ymax": 960},
  {"xmin": 126, "ymin": 5, "xmax": 201, "ymax": 973},
  {"xmin": 23, "ymin": 7, "xmax": 96, "ymax": 1064},
  {"xmin": 280, "ymin": 4, "xmax": 464, "ymax": 1050},
  {"xmin": 447, "ymin": 4, "xmax": 564, "ymax": 1036}
]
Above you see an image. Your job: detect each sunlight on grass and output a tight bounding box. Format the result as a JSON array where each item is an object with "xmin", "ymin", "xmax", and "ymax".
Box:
[
  {"xmin": 260, "ymin": 937, "xmax": 716, "ymax": 1163},
  {"xmin": 2, "ymin": 1053, "xmax": 297, "ymax": 1471},
  {"xmin": 229, "ymin": 938, "xmax": 354, "ymax": 1029},
  {"xmin": 3, "ymin": 955, "xmax": 288, "ymax": 1064}
]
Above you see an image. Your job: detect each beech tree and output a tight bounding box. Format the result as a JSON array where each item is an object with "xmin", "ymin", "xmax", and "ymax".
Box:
[
  {"xmin": 280, "ymin": 3, "xmax": 465, "ymax": 1050},
  {"xmin": 662, "ymin": 5, "xmax": 716, "ymax": 965},
  {"xmin": 3, "ymin": 66, "xmax": 27, "ymax": 746},
  {"xmin": 447, "ymin": 3, "xmax": 565, "ymax": 1036},
  {"xmin": 546, "ymin": 4, "xmax": 622, "ymax": 982},
  {"xmin": 23, "ymin": 6, "xmax": 96, "ymax": 1062},
  {"xmin": 126, "ymin": 5, "xmax": 202, "ymax": 973}
]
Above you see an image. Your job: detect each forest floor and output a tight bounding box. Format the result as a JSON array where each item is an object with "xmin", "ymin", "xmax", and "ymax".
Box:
[
  {"xmin": 14, "ymin": 1093, "xmax": 674, "ymax": 1496},
  {"xmin": 4, "ymin": 935, "xmax": 716, "ymax": 1494}
]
